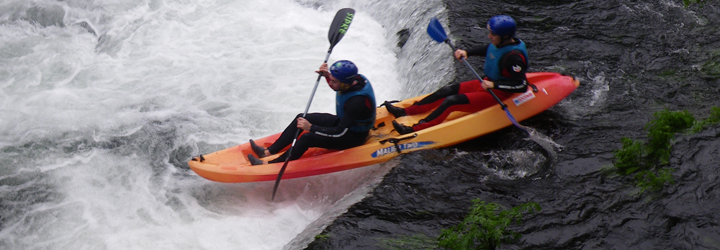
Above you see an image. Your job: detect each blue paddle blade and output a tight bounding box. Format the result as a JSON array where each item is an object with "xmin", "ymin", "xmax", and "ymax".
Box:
[
  {"xmin": 427, "ymin": 17, "xmax": 447, "ymax": 43},
  {"xmin": 504, "ymin": 109, "xmax": 529, "ymax": 134}
]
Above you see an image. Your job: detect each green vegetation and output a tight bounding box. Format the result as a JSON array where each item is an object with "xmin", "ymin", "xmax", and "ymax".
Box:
[
  {"xmin": 437, "ymin": 199, "xmax": 540, "ymax": 250},
  {"xmin": 699, "ymin": 49, "xmax": 720, "ymax": 78},
  {"xmin": 702, "ymin": 61, "xmax": 720, "ymax": 78},
  {"xmin": 314, "ymin": 234, "xmax": 330, "ymax": 241},
  {"xmin": 374, "ymin": 201, "xmax": 541, "ymax": 250},
  {"xmin": 377, "ymin": 234, "xmax": 437, "ymax": 250},
  {"xmin": 645, "ymin": 110, "xmax": 695, "ymax": 164},
  {"xmin": 683, "ymin": 0, "xmax": 711, "ymax": 7},
  {"xmin": 613, "ymin": 107, "xmax": 720, "ymax": 192},
  {"xmin": 658, "ymin": 70, "xmax": 677, "ymax": 77},
  {"xmin": 691, "ymin": 107, "xmax": 720, "ymax": 132},
  {"xmin": 635, "ymin": 169, "xmax": 675, "ymax": 193}
]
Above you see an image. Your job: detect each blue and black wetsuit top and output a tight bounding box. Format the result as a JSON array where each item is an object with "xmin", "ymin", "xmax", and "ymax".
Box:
[
  {"xmin": 467, "ymin": 38, "xmax": 529, "ymax": 93},
  {"xmin": 335, "ymin": 74, "xmax": 376, "ymax": 133}
]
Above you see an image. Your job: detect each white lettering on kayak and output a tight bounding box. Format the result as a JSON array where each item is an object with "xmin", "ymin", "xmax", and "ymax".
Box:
[
  {"xmin": 371, "ymin": 141, "xmax": 435, "ymax": 158},
  {"xmin": 512, "ymin": 90, "xmax": 536, "ymax": 106}
]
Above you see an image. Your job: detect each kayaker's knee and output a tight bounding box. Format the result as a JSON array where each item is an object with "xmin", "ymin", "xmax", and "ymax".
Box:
[
  {"xmin": 434, "ymin": 85, "xmax": 455, "ymax": 97},
  {"xmin": 443, "ymin": 94, "xmax": 469, "ymax": 106}
]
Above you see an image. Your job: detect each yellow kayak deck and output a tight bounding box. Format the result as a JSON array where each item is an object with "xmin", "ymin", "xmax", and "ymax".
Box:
[{"xmin": 189, "ymin": 72, "xmax": 580, "ymax": 183}]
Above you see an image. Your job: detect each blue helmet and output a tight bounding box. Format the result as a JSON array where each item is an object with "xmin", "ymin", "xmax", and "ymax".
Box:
[
  {"xmin": 329, "ymin": 60, "xmax": 358, "ymax": 84},
  {"xmin": 487, "ymin": 15, "xmax": 517, "ymax": 37}
]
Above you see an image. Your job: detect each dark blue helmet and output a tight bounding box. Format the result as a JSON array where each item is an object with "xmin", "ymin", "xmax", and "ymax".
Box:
[
  {"xmin": 487, "ymin": 15, "xmax": 517, "ymax": 37},
  {"xmin": 329, "ymin": 60, "xmax": 358, "ymax": 84}
]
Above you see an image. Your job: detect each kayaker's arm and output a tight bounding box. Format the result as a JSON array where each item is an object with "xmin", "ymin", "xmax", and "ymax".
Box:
[{"xmin": 465, "ymin": 45, "xmax": 489, "ymax": 57}]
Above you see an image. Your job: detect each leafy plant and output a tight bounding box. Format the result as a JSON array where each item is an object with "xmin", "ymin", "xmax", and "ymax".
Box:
[
  {"xmin": 635, "ymin": 168, "xmax": 675, "ymax": 193},
  {"xmin": 437, "ymin": 199, "xmax": 540, "ymax": 250},
  {"xmin": 644, "ymin": 109, "xmax": 695, "ymax": 164},
  {"xmin": 658, "ymin": 70, "xmax": 676, "ymax": 77},
  {"xmin": 691, "ymin": 107, "xmax": 720, "ymax": 132},
  {"xmin": 613, "ymin": 137, "xmax": 646, "ymax": 175},
  {"xmin": 377, "ymin": 234, "xmax": 437, "ymax": 250},
  {"xmin": 613, "ymin": 108, "xmax": 720, "ymax": 193},
  {"xmin": 683, "ymin": 0, "xmax": 711, "ymax": 7},
  {"xmin": 314, "ymin": 234, "xmax": 329, "ymax": 240}
]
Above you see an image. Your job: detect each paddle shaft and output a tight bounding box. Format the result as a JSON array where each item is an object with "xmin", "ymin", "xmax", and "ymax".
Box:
[
  {"xmin": 279, "ymin": 52, "xmax": 330, "ymax": 172},
  {"xmin": 271, "ymin": 50, "xmax": 331, "ymax": 201},
  {"xmin": 272, "ymin": 8, "xmax": 355, "ymax": 201}
]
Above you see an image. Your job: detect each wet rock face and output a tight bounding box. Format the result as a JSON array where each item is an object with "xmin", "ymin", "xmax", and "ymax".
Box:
[
  {"xmin": 304, "ymin": 1, "xmax": 720, "ymax": 249},
  {"xmin": 396, "ymin": 28, "xmax": 410, "ymax": 48}
]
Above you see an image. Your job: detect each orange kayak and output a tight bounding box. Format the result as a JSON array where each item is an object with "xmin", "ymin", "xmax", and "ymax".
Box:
[{"xmin": 189, "ymin": 72, "xmax": 580, "ymax": 183}]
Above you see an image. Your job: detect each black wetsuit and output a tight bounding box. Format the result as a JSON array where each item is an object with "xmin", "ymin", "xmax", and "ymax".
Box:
[{"xmin": 267, "ymin": 80, "xmax": 375, "ymax": 163}]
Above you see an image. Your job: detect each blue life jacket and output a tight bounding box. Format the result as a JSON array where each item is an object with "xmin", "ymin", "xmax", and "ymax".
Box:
[
  {"xmin": 483, "ymin": 39, "xmax": 528, "ymax": 81},
  {"xmin": 335, "ymin": 74, "xmax": 376, "ymax": 133}
]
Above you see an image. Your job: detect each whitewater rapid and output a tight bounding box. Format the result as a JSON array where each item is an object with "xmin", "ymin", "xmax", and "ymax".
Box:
[{"xmin": 0, "ymin": 0, "xmax": 450, "ymax": 249}]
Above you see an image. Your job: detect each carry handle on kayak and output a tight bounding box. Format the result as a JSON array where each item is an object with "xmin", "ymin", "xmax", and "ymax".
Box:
[{"xmin": 379, "ymin": 133, "xmax": 418, "ymax": 154}]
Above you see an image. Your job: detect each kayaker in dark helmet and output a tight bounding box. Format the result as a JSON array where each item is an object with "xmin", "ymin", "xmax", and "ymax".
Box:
[
  {"xmin": 247, "ymin": 60, "xmax": 376, "ymax": 165},
  {"xmin": 385, "ymin": 15, "xmax": 529, "ymax": 134}
]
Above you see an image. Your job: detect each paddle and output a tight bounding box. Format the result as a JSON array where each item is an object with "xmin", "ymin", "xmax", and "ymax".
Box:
[
  {"xmin": 426, "ymin": 17, "xmax": 529, "ymax": 134},
  {"xmin": 271, "ymin": 8, "xmax": 356, "ymax": 201}
]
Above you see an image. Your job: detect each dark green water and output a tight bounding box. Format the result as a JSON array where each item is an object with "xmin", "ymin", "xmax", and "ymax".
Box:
[{"xmin": 306, "ymin": 0, "xmax": 720, "ymax": 249}]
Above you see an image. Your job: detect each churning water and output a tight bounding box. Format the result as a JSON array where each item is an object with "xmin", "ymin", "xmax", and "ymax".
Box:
[{"xmin": 0, "ymin": 0, "xmax": 449, "ymax": 249}]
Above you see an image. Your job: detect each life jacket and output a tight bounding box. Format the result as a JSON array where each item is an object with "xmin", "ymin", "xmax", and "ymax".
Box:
[
  {"xmin": 483, "ymin": 39, "xmax": 528, "ymax": 81},
  {"xmin": 335, "ymin": 74, "xmax": 376, "ymax": 133}
]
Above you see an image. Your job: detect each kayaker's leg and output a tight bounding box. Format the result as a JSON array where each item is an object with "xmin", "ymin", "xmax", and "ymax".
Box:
[
  {"xmin": 266, "ymin": 113, "xmax": 303, "ymax": 154},
  {"xmin": 410, "ymin": 80, "xmax": 507, "ymax": 131},
  {"xmin": 411, "ymin": 94, "xmax": 471, "ymax": 131},
  {"xmin": 402, "ymin": 83, "xmax": 462, "ymax": 115},
  {"xmin": 266, "ymin": 114, "xmax": 343, "ymax": 163},
  {"xmin": 267, "ymin": 130, "xmax": 365, "ymax": 163},
  {"xmin": 457, "ymin": 79, "xmax": 483, "ymax": 94},
  {"xmin": 415, "ymin": 83, "xmax": 461, "ymax": 105},
  {"xmin": 249, "ymin": 139, "xmax": 269, "ymax": 157},
  {"xmin": 392, "ymin": 120, "xmax": 415, "ymax": 135},
  {"xmin": 384, "ymin": 101, "xmax": 406, "ymax": 117},
  {"xmin": 247, "ymin": 154, "xmax": 265, "ymax": 165},
  {"xmin": 404, "ymin": 99, "xmax": 442, "ymax": 115},
  {"xmin": 267, "ymin": 113, "xmax": 339, "ymax": 155},
  {"xmin": 268, "ymin": 133, "xmax": 312, "ymax": 163}
]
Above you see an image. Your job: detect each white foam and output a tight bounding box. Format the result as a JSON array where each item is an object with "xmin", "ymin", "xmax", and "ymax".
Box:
[{"xmin": 0, "ymin": 0, "xmax": 442, "ymax": 249}]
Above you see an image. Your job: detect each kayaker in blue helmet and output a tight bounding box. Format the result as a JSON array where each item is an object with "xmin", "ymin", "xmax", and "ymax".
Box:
[
  {"xmin": 386, "ymin": 15, "xmax": 529, "ymax": 134},
  {"xmin": 247, "ymin": 60, "xmax": 377, "ymax": 165}
]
